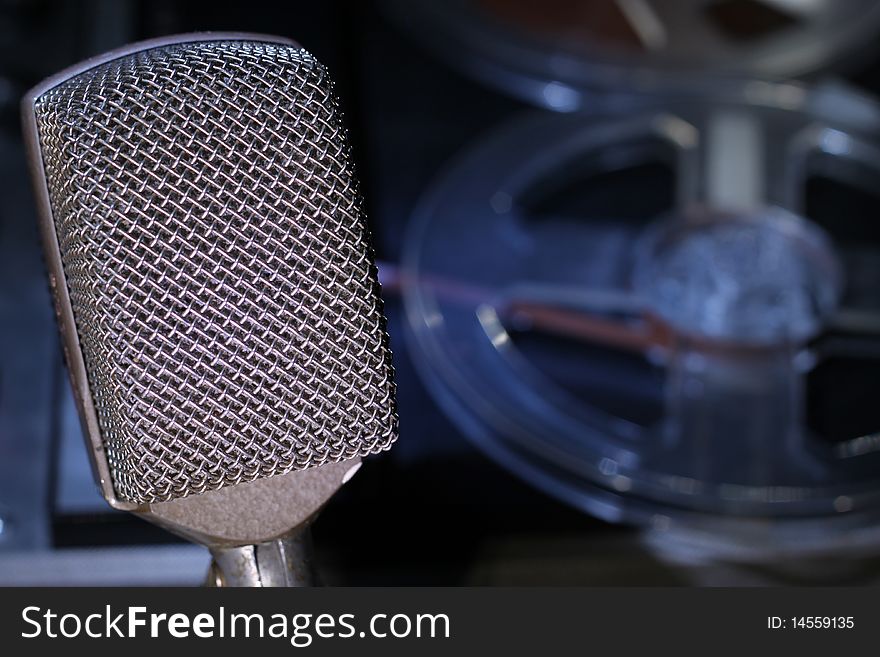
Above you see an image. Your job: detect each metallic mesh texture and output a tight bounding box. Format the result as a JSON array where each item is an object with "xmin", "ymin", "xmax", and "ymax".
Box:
[{"xmin": 33, "ymin": 39, "xmax": 397, "ymax": 504}]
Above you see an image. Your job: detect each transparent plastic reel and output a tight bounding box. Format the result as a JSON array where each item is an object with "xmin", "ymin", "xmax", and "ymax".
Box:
[
  {"xmin": 385, "ymin": 0, "xmax": 880, "ymax": 112},
  {"xmin": 402, "ymin": 84, "xmax": 880, "ymax": 555}
]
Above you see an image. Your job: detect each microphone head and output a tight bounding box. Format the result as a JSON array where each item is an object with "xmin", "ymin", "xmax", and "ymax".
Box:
[{"xmin": 24, "ymin": 34, "xmax": 397, "ymax": 508}]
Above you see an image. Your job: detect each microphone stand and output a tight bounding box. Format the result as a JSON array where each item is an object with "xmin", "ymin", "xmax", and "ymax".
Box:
[{"xmin": 206, "ymin": 529, "xmax": 316, "ymax": 587}]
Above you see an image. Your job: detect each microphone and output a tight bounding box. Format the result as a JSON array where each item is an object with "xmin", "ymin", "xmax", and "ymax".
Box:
[{"xmin": 22, "ymin": 33, "xmax": 397, "ymax": 586}]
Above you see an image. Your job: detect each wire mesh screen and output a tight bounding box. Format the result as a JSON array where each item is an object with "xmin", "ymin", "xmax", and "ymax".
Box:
[{"xmin": 33, "ymin": 39, "xmax": 397, "ymax": 504}]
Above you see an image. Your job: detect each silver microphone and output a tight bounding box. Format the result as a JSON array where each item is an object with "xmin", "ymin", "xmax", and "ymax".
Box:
[{"xmin": 22, "ymin": 32, "xmax": 398, "ymax": 586}]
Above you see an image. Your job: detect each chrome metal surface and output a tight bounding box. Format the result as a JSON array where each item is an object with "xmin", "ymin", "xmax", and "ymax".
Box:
[
  {"xmin": 27, "ymin": 37, "xmax": 398, "ymax": 505},
  {"xmin": 208, "ymin": 529, "xmax": 314, "ymax": 587}
]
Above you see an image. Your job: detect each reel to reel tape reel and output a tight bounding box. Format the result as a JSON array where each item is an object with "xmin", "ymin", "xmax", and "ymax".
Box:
[
  {"xmin": 385, "ymin": 0, "xmax": 880, "ymax": 111},
  {"xmin": 401, "ymin": 83, "xmax": 880, "ymax": 558}
]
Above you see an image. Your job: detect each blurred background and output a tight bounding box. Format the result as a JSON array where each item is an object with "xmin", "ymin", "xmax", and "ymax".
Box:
[{"xmin": 3, "ymin": 0, "xmax": 880, "ymax": 585}]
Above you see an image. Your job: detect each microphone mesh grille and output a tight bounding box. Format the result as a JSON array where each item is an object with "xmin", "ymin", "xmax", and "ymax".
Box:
[{"xmin": 33, "ymin": 39, "xmax": 397, "ymax": 504}]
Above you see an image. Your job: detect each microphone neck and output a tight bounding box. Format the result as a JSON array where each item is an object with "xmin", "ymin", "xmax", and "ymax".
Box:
[{"xmin": 207, "ymin": 528, "xmax": 315, "ymax": 587}]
